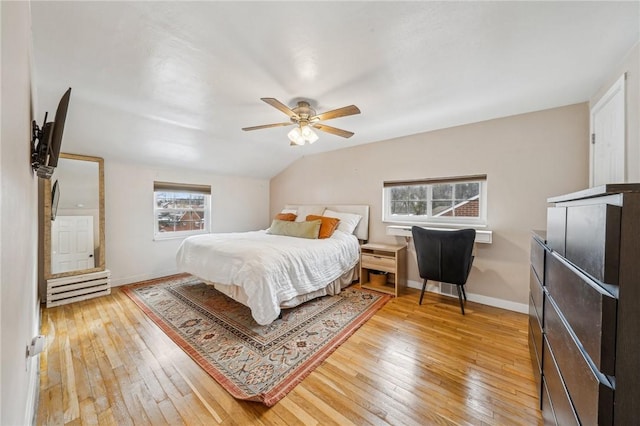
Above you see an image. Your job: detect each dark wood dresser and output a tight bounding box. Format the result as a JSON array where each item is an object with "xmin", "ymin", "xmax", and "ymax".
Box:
[{"xmin": 529, "ymin": 184, "xmax": 640, "ymax": 425}]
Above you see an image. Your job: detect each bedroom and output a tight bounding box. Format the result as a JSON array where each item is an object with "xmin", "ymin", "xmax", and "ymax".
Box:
[{"xmin": 2, "ymin": 1, "xmax": 639, "ymax": 425}]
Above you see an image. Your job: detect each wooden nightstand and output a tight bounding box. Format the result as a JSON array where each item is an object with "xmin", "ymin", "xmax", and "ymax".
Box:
[{"xmin": 360, "ymin": 243, "xmax": 406, "ymax": 297}]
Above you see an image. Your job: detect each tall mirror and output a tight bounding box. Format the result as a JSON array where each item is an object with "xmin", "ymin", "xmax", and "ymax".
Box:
[{"xmin": 43, "ymin": 153, "xmax": 105, "ymax": 279}]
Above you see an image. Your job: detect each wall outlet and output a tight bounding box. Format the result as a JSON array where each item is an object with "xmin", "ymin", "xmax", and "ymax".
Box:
[{"xmin": 27, "ymin": 335, "xmax": 46, "ymax": 357}]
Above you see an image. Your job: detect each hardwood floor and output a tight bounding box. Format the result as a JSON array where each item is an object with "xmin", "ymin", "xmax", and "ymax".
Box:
[{"xmin": 37, "ymin": 284, "xmax": 542, "ymax": 425}]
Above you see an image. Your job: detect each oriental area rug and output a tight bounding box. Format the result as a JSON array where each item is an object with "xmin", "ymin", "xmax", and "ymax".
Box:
[{"xmin": 123, "ymin": 274, "xmax": 390, "ymax": 406}]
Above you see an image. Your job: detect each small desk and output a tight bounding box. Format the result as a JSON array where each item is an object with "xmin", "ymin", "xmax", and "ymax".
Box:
[
  {"xmin": 386, "ymin": 225, "xmax": 492, "ymax": 244},
  {"xmin": 359, "ymin": 243, "xmax": 407, "ymax": 297}
]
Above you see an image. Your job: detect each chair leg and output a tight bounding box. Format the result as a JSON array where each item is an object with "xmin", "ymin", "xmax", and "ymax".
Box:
[
  {"xmin": 461, "ymin": 285, "xmax": 467, "ymax": 301},
  {"xmin": 419, "ymin": 279, "xmax": 427, "ymax": 305},
  {"xmin": 456, "ymin": 285, "xmax": 465, "ymax": 315}
]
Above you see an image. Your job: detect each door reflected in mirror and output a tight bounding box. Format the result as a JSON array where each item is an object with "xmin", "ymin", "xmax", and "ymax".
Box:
[{"xmin": 44, "ymin": 153, "xmax": 105, "ymax": 279}]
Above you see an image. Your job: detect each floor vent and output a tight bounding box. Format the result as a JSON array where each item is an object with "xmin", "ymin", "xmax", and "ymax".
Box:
[{"xmin": 439, "ymin": 282, "xmax": 457, "ymax": 297}]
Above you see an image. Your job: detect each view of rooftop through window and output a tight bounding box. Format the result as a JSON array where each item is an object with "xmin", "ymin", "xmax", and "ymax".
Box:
[
  {"xmin": 390, "ymin": 182, "xmax": 480, "ymax": 218},
  {"xmin": 383, "ymin": 176, "xmax": 486, "ymax": 225},
  {"xmin": 155, "ymin": 191, "xmax": 207, "ymax": 235}
]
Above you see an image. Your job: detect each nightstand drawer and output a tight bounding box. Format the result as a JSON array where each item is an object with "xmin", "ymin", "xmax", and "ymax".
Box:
[
  {"xmin": 360, "ymin": 243, "xmax": 407, "ymax": 297},
  {"xmin": 361, "ymin": 253, "xmax": 396, "ymax": 272}
]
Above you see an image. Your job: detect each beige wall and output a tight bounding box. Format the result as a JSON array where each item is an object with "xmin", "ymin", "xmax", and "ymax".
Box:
[
  {"xmin": 590, "ymin": 41, "xmax": 640, "ymax": 182},
  {"xmin": 271, "ymin": 103, "xmax": 589, "ymax": 310},
  {"xmin": 1, "ymin": 2, "xmax": 42, "ymax": 424},
  {"xmin": 104, "ymin": 161, "xmax": 270, "ymax": 286}
]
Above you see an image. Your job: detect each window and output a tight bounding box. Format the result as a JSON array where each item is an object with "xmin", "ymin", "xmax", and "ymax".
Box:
[
  {"xmin": 383, "ymin": 175, "xmax": 487, "ymax": 226},
  {"xmin": 153, "ymin": 181, "xmax": 211, "ymax": 240}
]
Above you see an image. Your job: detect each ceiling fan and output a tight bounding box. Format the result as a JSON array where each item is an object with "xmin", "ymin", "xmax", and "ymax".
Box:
[{"xmin": 242, "ymin": 98, "xmax": 361, "ymax": 146}]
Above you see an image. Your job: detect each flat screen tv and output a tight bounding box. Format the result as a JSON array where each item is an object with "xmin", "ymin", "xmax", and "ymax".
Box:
[
  {"xmin": 31, "ymin": 88, "xmax": 72, "ymax": 179},
  {"xmin": 51, "ymin": 180, "xmax": 60, "ymax": 221}
]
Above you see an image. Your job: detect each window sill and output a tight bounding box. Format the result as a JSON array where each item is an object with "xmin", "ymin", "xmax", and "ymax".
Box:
[
  {"xmin": 383, "ymin": 219, "xmax": 487, "ymax": 228},
  {"xmin": 386, "ymin": 225, "xmax": 493, "ymax": 244},
  {"xmin": 154, "ymin": 232, "xmax": 207, "ymax": 241}
]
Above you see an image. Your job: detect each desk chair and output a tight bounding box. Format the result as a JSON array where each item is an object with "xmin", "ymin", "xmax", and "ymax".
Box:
[{"xmin": 411, "ymin": 227, "xmax": 476, "ymax": 314}]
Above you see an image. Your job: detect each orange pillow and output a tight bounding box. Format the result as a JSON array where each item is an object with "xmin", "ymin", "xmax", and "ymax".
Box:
[
  {"xmin": 306, "ymin": 215, "xmax": 340, "ymax": 239},
  {"xmin": 275, "ymin": 213, "xmax": 297, "ymax": 221}
]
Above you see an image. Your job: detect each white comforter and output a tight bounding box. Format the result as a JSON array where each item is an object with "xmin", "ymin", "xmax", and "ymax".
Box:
[{"xmin": 175, "ymin": 229, "xmax": 360, "ymax": 325}]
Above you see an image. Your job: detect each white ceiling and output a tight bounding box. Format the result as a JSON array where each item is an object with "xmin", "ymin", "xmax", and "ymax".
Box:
[{"xmin": 30, "ymin": 1, "xmax": 639, "ymax": 179}]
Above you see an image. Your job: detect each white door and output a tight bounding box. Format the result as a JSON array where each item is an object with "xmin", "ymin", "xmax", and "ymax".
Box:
[
  {"xmin": 590, "ymin": 74, "xmax": 626, "ymax": 187},
  {"xmin": 51, "ymin": 215, "xmax": 95, "ymax": 273}
]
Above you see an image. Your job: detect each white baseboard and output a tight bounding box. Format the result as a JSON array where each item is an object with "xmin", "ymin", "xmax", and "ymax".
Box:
[
  {"xmin": 25, "ymin": 347, "xmax": 39, "ymax": 426},
  {"xmin": 109, "ymin": 269, "xmax": 179, "ymax": 287},
  {"xmin": 407, "ymin": 279, "xmax": 528, "ymax": 314},
  {"xmin": 27, "ymin": 298, "xmax": 43, "ymax": 425}
]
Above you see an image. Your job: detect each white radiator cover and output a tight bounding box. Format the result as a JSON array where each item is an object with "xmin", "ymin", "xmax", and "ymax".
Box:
[{"xmin": 46, "ymin": 269, "xmax": 111, "ymax": 308}]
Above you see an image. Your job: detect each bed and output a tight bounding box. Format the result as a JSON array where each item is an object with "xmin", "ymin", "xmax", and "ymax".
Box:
[{"xmin": 175, "ymin": 205, "xmax": 369, "ymax": 325}]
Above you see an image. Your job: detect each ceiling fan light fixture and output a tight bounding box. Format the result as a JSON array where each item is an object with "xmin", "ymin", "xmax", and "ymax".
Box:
[
  {"xmin": 287, "ymin": 127, "xmax": 304, "ymax": 145},
  {"xmin": 288, "ymin": 124, "xmax": 317, "ymax": 145},
  {"xmin": 244, "ymin": 97, "xmax": 360, "ymax": 145},
  {"xmin": 301, "ymin": 125, "xmax": 318, "ymax": 144}
]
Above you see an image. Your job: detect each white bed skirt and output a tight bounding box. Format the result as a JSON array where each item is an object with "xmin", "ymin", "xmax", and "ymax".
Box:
[{"xmin": 207, "ymin": 265, "xmax": 359, "ymax": 310}]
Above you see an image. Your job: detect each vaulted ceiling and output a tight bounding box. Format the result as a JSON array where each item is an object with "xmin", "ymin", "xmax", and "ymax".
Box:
[{"xmin": 30, "ymin": 1, "xmax": 639, "ymax": 179}]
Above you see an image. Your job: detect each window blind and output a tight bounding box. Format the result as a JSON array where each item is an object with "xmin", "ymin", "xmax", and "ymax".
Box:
[
  {"xmin": 153, "ymin": 181, "xmax": 211, "ymax": 194},
  {"xmin": 383, "ymin": 174, "xmax": 487, "ymax": 188}
]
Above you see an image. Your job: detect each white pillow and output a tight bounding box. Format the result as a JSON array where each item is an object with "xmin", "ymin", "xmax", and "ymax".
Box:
[
  {"xmin": 291, "ymin": 205, "xmax": 325, "ymax": 222},
  {"xmin": 323, "ymin": 209, "xmax": 362, "ymax": 234},
  {"xmin": 280, "ymin": 208, "xmax": 297, "ymax": 214}
]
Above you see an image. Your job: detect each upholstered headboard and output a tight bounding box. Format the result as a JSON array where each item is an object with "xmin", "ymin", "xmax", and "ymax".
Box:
[{"xmin": 283, "ymin": 204, "xmax": 370, "ymax": 241}]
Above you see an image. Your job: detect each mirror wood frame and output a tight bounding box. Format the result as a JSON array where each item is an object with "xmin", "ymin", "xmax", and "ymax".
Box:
[{"xmin": 43, "ymin": 153, "xmax": 105, "ymax": 280}]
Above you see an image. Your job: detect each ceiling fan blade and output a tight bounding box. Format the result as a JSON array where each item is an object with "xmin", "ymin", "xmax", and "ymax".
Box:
[
  {"xmin": 261, "ymin": 98, "xmax": 299, "ymax": 119},
  {"xmin": 314, "ymin": 123, "xmax": 355, "ymax": 138},
  {"xmin": 311, "ymin": 105, "xmax": 360, "ymax": 121},
  {"xmin": 242, "ymin": 122, "xmax": 293, "ymax": 131}
]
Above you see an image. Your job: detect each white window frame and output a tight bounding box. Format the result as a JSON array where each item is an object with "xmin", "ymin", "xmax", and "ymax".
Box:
[
  {"xmin": 153, "ymin": 181, "xmax": 212, "ymax": 241},
  {"xmin": 382, "ymin": 175, "xmax": 487, "ymax": 227}
]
